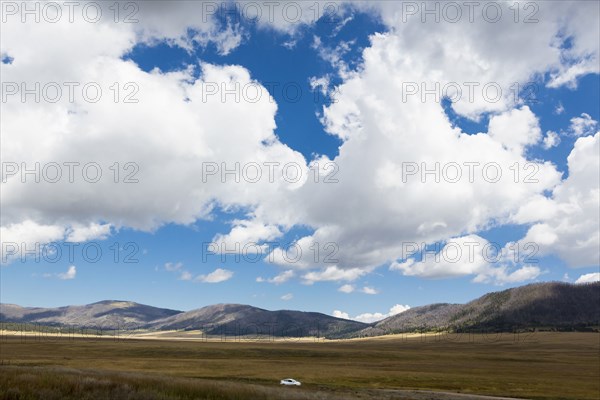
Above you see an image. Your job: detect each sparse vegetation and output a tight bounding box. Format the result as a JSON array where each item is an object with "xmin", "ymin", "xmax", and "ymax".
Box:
[
  {"xmin": 1, "ymin": 332, "xmax": 598, "ymax": 399},
  {"xmin": 358, "ymin": 282, "xmax": 600, "ymax": 337},
  {"xmin": 0, "ymin": 365, "xmax": 354, "ymax": 400}
]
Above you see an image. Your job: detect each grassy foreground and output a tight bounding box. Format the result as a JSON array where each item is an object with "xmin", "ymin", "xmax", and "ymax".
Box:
[{"xmin": 0, "ymin": 332, "xmax": 598, "ymax": 399}]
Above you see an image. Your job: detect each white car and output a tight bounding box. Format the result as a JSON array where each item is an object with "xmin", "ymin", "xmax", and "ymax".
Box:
[{"xmin": 280, "ymin": 378, "xmax": 301, "ymax": 386}]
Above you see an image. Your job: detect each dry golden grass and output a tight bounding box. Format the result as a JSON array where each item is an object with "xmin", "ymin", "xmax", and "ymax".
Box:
[{"xmin": 1, "ymin": 332, "xmax": 598, "ymax": 399}]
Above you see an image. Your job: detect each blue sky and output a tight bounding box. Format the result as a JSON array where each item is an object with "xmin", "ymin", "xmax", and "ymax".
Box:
[{"xmin": 1, "ymin": 1, "xmax": 599, "ymax": 322}]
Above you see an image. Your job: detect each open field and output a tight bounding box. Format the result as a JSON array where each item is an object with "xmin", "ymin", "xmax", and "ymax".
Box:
[
  {"xmin": 0, "ymin": 328, "xmax": 443, "ymax": 342},
  {"xmin": 1, "ymin": 332, "xmax": 599, "ymax": 399}
]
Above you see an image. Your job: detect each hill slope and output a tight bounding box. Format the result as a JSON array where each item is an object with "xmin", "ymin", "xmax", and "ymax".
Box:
[
  {"xmin": 0, "ymin": 301, "xmax": 182, "ymax": 329},
  {"xmin": 2, "ymin": 282, "xmax": 598, "ymax": 337},
  {"xmin": 0, "ymin": 301, "xmax": 367, "ymax": 338},
  {"xmin": 146, "ymin": 303, "xmax": 368, "ymax": 338},
  {"xmin": 356, "ymin": 282, "xmax": 600, "ymax": 337}
]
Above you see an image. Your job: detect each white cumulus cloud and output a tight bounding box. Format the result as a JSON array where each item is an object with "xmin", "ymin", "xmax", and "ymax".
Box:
[
  {"xmin": 338, "ymin": 284, "xmax": 355, "ymax": 293},
  {"xmin": 333, "ymin": 304, "xmax": 411, "ymax": 323},
  {"xmin": 543, "ymin": 131, "xmax": 561, "ymax": 149},
  {"xmin": 391, "ymin": 235, "xmax": 542, "ymax": 285},
  {"xmin": 2, "ymin": 0, "xmax": 598, "ymax": 287},
  {"xmin": 575, "ymin": 272, "xmax": 600, "ymax": 284},
  {"xmin": 196, "ymin": 268, "xmax": 234, "ymax": 283},
  {"xmin": 520, "ymin": 133, "xmax": 599, "ymax": 268},
  {"xmin": 57, "ymin": 265, "xmax": 77, "ymax": 280},
  {"xmin": 568, "ymin": 113, "xmax": 598, "ymax": 137},
  {"xmin": 360, "ymin": 286, "xmax": 379, "ymax": 295},
  {"xmin": 256, "ymin": 270, "xmax": 295, "ymax": 285}
]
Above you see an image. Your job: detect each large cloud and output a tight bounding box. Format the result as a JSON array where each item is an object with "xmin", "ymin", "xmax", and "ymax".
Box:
[
  {"xmin": 0, "ymin": 2, "xmax": 311, "ymax": 265},
  {"xmin": 1, "ymin": 3, "xmax": 306, "ymax": 259},
  {"xmin": 2, "ymin": 1, "xmax": 598, "ymax": 284},
  {"xmin": 390, "ymin": 235, "xmax": 542, "ymax": 285},
  {"xmin": 260, "ymin": 0, "xmax": 598, "ymax": 281},
  {"xmin": 520, "ymin": 133, "xmax": 600, "ymax": 267},
  {"xmin": 355, "ymin": 1, "xmax": 599, "ymax": 101}
]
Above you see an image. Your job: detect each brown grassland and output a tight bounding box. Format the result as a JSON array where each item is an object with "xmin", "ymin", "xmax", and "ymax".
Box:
[{"xmin": 0, "ymin": 332, "xmax": 598, "ymax": 399}]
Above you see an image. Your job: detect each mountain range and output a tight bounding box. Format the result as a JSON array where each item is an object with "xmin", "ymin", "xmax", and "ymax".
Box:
[
  {"xmin": 0, "ymin": 300, "xmax": 367, "ymax": 338},
  {"xmin": 356, "ymin": 281, "xmax": 600, "ymax": 337},
  {"xmin": 1, "ymin": 282, "xmax": 598, "ymax": 338}
]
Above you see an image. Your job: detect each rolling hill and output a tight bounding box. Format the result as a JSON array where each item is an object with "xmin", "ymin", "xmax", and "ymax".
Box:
[
  {"xmin": 146, "ymin": 303, "xmax": 368, "ymax": 338},
  {"xmin": 2, "ymin": 282, "xmax": 598, "ymax": 338},
  {"xmin": 0, "ymin": 301, "xmax": 367, "ymax": 338},
  {"xmin": 355, "ymin": 281, "xmax": 600, "ymax": 337},
  {"xmin": 0, "ymin": 301, "xmax": 181, "ymax": 329}
]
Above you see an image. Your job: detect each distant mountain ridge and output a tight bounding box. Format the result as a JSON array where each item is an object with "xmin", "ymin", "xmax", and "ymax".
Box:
[
  {"xmin": 0, "ymin": 301, "xmax": 367, "ymax": 338},
  {"xmin": 147, "ymin": 303, "xmax": 367, "ymax": 338},
  {"xmin": 0, "ymin": 300, "xmax": 181, "ymax": 329},
  {"xmin": 356, "ymin": 282, "xmax": 600, "ymax": 337},
  {"xmin": 1, "ymin": 282, "xmax": 598, "ymax": 338}
]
